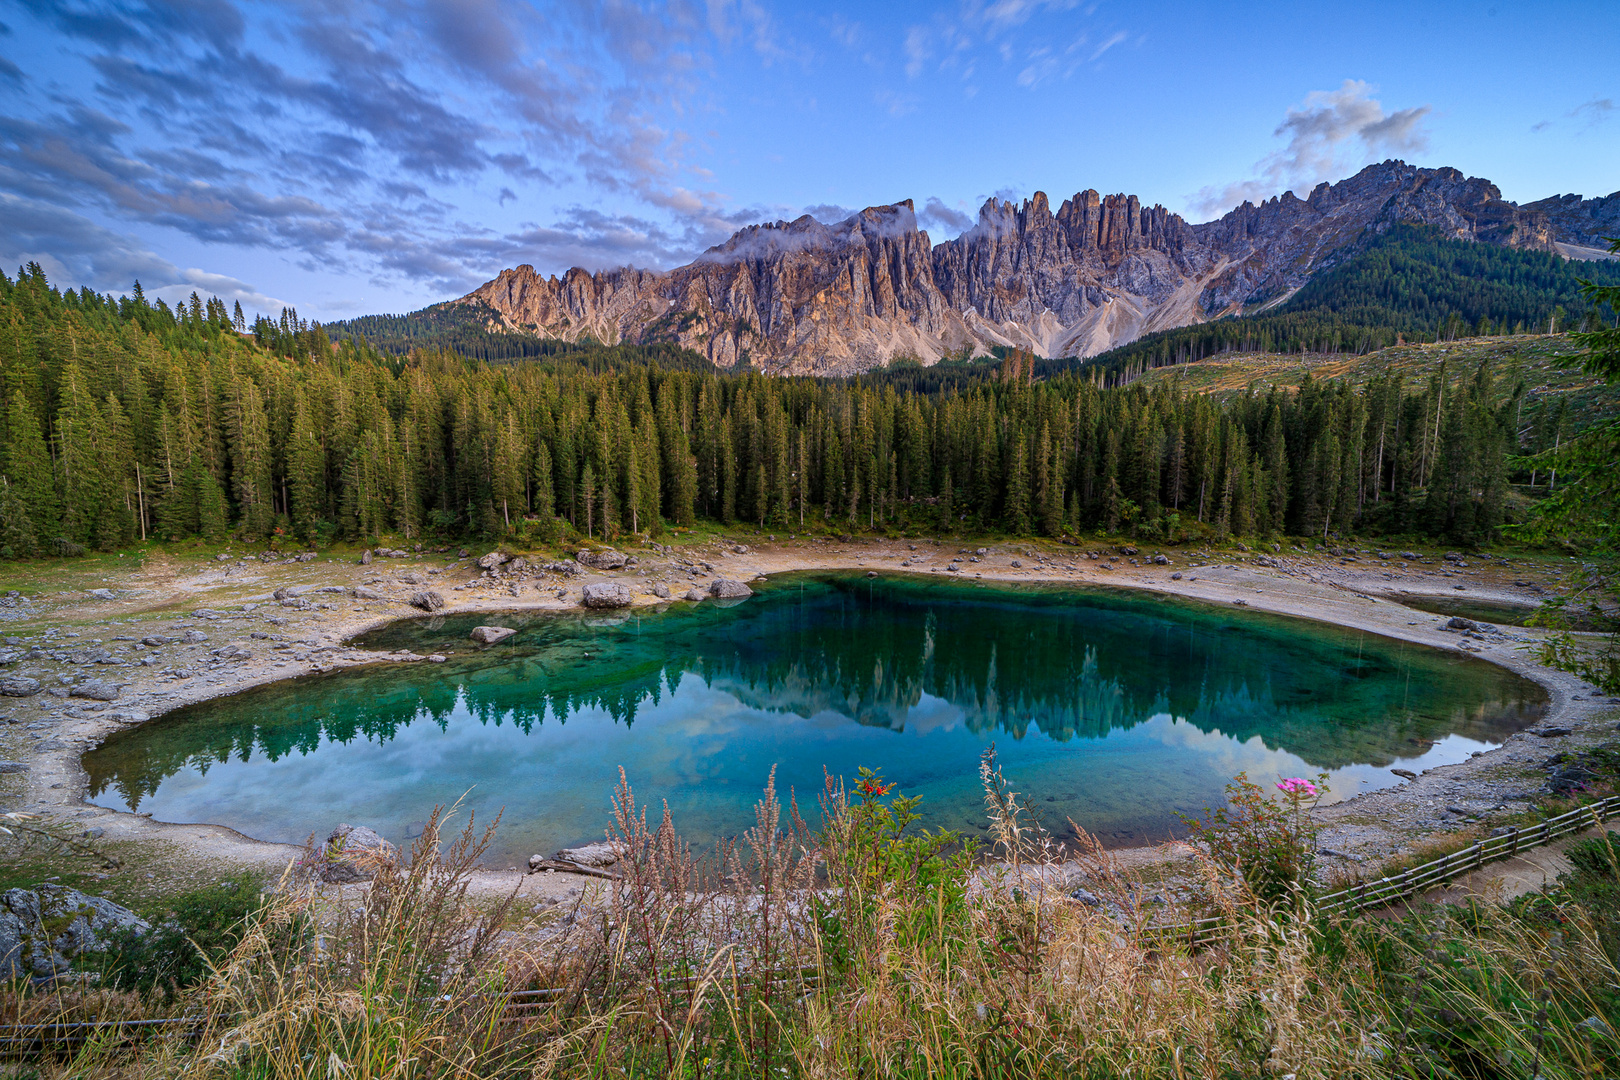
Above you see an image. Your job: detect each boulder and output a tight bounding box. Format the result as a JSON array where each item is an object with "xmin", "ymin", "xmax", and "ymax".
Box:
[
  {"xmin": 319, "ymin": 824, "xmax": 398, "ymax": 883},
  {"xmin": 360, "ymin": 549, "xmax": 373, "ymax": 565},
  {"xmin": 353, "ymin": 587, "xmax": 384, "ymax": 601},
  {"xmin": 577, "ymin": 548, "xmax": 628, "ymax": 570},
  {"xmin": 683, "ymin": 588, "xmax": 706, "ymax": 602},
  {"xmin": 70, "ymin": 678, "xmax": 120, "ymax": 701},
  {"xmin": 0, "ymin": 677, "xmax": 41, "ymax": 697},
  {"xmin": 1446, "ymin": 616, "xmax": 1481, "ymax": 632},
  {"xmin": 181, "ymin": 629, "xmax": 209, "ymax": 643},
  {"xmin": 708, "ymin": 579, "xmax": 752, "ymax": 600},
  {"xmin": 469, "ymin": 626, "xmax": 517, "ymax": 645},
  {"xmin": 554, "ymin": 842, "xmax": 623, "ymax": 867},
  {"xmin": 408, "ymin": 590, "xmax": 446, "ymax": 612},
  {"xmin": 0, "ymin": 761, "xmax": 26, "ymax": 773},
  {"xmin": 582, "ymin": 582, "xmax": 633, "ymax": 609},
  {"xmin": 651, "ymin": 582, "xmax": 671, "ymax": 599},
  {"xmin": 1, "ymin": 885, "xmax": 150, "ymax": 980},
  {"xmin": 476, "ymin": 551, "xmax": 509, "ymax": 571},
  {"xmin": 87, "ymin": 588, "xmax": 115, "ymax": 601}
]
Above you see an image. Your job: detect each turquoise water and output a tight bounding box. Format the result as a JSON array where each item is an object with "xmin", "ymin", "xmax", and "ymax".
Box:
[{"xmin": 83, "ymin": 574, "xmax": 1546, "ymax": 865}]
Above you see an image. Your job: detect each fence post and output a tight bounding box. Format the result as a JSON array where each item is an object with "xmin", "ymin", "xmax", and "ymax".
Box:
[{"xmin": 1509, "ymin": 826, "xmax": 1519, "ymax": 856}]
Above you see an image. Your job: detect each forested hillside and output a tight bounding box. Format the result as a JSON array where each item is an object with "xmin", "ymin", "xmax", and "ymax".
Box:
[
  {"xmin": 1081, "ymin": 226, "xmax": 1620, "ymax": 378},
  {"xmin": 0, "ymin": 263, "xmax": 1560, "ymax": 557}
]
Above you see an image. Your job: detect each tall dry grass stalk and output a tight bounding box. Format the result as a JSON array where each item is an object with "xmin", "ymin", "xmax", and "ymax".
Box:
[{"xmin": 12, "ymin": 755, "xmax": 1617, "ymax": 1078}]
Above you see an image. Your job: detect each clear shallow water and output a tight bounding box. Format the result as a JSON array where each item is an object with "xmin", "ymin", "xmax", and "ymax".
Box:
[
  {"xmin": 84, "ymin": 574, "xmax": 1547, "ymax": 865},
  {"xmin": 1396, "ymin": 593, "xmax": 1606, "ymax": 632}
]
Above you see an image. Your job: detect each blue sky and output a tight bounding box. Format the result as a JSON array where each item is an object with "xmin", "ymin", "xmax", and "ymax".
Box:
[{"xmin": 1, "ymin": 0, "xmax": 1615, "ymax": 321}]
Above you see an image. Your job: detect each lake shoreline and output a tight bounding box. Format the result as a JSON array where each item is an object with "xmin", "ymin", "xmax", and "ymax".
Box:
[{"xmin": 2, "ymin": 536, "xmax": 1614, "ymax": 898}]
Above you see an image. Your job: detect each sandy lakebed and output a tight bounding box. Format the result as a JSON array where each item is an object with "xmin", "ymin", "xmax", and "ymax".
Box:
[{"xmin": 1, "ymin": 534, "xmax": 1616, "ymax": 906}]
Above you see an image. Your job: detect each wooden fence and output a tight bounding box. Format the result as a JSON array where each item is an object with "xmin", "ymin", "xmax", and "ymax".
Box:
[{"xmin": 1164, "ymin": 795, "xmax": 1620, "ymax": 946}]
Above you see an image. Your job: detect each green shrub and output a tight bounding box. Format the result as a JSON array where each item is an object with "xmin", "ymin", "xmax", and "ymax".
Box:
[{"xmin": 91, "ymin": 876, "xmax": 265, "ymax": 999}]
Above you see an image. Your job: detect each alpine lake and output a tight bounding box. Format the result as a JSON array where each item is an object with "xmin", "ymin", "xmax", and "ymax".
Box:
[{"xmin": 83, "ymin": 573, "xmax": 1547, "ymax": 866}]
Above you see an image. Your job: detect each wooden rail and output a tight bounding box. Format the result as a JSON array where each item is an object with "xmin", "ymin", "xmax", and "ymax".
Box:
[{"xmin": 1160, "ymin": 796, "xmax": 1620, "ymax": 946}]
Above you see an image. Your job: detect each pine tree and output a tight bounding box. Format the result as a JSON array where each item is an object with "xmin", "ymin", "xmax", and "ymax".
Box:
[{"xmin": 1, "ymin": 391, "xmax": 57, "ymax": 541}]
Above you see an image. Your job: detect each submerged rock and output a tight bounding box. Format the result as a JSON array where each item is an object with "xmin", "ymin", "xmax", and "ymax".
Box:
[
  {"xmin": 469, "ymin": 626, "xmax": 517, "ymax": 645},
  {"xmin": 1, "ymin": 885, "xmax": 150, "ymax": 980},
  {"xmin": 320, "ymin": 824, "xmax": 398, "ymax": 883},
  {"xmin": 582, "ymin": 583, "xmax": 633, "ymax": 609}
]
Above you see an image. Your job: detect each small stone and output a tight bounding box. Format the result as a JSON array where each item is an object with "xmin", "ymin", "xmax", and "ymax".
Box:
[
  {"xmin": 1070, "ymin": 887, "xmax": 1101, "ymax": 907},
  {"xmin": 0, "ymin": 677, "xmax": 41, "ymax": 697},
  {"xmin": 426, "ymin": 654, "xmax": 447, "ymax": 663},
  {"xmin": 353, "ymin": 587, "xmax": 384, "ymax": 601},
  {"xmin": 182, "ymin": 629, "xmax": 209, "ymax": 644},
  {"xmin": 87, "ymin": 588, "xmax": 115, "ymax": 600},
  {"xmin": 408, "ymin": 590, "xmax": 446, "ymax": 612},
  {"xmin": 1171, "ymin": 572, "xmax": 1183, "ymax": 580},
  {"xmin": 1390, "ymin": 768, "xmax": 1417, "ymax": 781},
  {"xmin": 1533, "ymin": 727, "xmax": 1574, "ymax": 738},
  {"xmin": 709, "ymin": 579, "xmax": 752, "ymax": 600},
  {"xmin": 469, "ymin": 626, "xmax": 517, "ymax": 645},
  {"xmin": 70, "ymin": 679, "xmax": 120, "ymax": 701},
  {"xmin": 0, "ymin": 761, "xmax": 27, "ymax": 773},
  {"xmin": 651, "ymin": 582, "xmax": 671, "ymax": 599},
  {"xmin": 1576, "ymin": 1015, "xmax": 1613, "ymax": 1038}
]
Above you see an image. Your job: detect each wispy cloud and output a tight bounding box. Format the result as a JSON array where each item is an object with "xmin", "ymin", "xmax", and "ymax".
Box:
[{"xmin": 1188, "ymin": 80, "xmax": 1431, "ymax": 219}]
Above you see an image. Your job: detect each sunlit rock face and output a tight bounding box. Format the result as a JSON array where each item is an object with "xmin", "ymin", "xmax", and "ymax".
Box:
[{"xmin": 457, "ymin": 161, "xmax": 1605, "ymax": 373}]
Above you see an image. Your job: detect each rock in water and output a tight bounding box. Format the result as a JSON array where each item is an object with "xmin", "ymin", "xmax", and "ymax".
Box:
[
  {"xmin": 1, "ymin": 885, "xmax": 150, "ymax": 980},
  {"xmin": 320, "ymin": 824, "xmax": 398, "ymax": 883},
  {"xmin": 70, "ymin": 678, "xmax": 120, "ymax": 701},
  {"xmin": 0, "ymin": 677, "xmax": 40, "ymax": 697},
  {"xmin": 576, "ymin": 548, "xmax": 628, "ymax": 570},
  {"xmin": 709, "ymin": 579, "xmax": 752, "ymax": 599},
  {"xmin": 469, "ymin": 626, "xmax": 517, "ymax": 645},
  {"xmin": 408, "ymin": 590, "xmax": 446, "ymax": 612},
  {"xmin": 581, "ymin": 583, "xmax": 633, "ymax": 609}
]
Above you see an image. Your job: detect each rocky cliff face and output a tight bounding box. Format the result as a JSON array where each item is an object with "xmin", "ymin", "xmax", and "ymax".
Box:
[{"xmin": 456, "ymin": 161, "xmax": 1614, "ymax": 373}]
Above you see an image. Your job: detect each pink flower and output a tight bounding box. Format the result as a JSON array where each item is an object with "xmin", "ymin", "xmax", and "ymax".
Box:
[{"xmin": 1276, "ymin": 778, "xmax": 1318, "ymax": 798}]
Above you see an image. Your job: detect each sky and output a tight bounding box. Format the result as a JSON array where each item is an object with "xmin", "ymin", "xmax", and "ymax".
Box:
[{"xmin": 1, "ymin": 0, "xmax": 1616, "ymax": 322}]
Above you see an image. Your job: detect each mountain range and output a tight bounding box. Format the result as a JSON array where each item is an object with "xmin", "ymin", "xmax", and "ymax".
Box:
[{"xmin": 450, "ymin": 160, "xmax": 1619, "ymax": 375}]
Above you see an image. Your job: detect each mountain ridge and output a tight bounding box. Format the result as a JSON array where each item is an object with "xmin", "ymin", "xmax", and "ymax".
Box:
[{"xmin": 453, "ymin": 161, "xmax": 1618, "ymax": 375}]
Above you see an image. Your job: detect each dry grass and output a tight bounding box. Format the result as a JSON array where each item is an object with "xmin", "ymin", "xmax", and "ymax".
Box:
[{"xmin": 6, "ymin": 756, "xmax": 1619, "ymax": 1079}]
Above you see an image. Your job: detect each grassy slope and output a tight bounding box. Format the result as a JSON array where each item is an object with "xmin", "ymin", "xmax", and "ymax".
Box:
[{"xmin": 1133, "ymin": 333, "xmax": 1619, "ymax": 430}]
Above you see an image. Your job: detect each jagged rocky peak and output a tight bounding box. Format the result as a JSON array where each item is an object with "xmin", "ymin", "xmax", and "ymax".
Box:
[{"xmin": 454, "ymin": 160, "xmax": 1617, "ymax": 373}]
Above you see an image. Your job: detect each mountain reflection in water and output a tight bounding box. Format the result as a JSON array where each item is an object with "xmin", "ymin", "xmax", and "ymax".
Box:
[{"xmin": 84, "ymin": 574, "xmax": 1546, "ymax": 865}]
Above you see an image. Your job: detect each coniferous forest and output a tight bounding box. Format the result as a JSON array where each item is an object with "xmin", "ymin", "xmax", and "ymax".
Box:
[{"xmin": 0, "ymin": 260, "xmax": 1590, "ymax": 558}]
